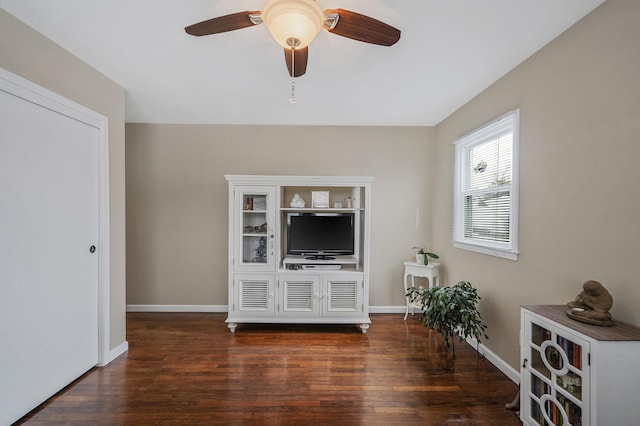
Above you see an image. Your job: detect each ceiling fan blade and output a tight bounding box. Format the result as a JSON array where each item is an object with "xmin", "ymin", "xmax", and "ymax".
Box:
[
  {"xmin": 323, "ymin": 9, "xmax": 400, "ymax": 46},
  {"xmin": 185, "ymin": 11, "xmax": 261, "ymax": 36},
  {"xmin": 284, "ymin": 47, "xmax": 308, "ymax": 78}
]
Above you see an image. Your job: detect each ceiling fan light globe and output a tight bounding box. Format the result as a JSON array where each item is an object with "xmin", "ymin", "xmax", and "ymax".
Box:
[{"xmin": 262, "ymin": 0, "xmax": 324, "ymax": 48}]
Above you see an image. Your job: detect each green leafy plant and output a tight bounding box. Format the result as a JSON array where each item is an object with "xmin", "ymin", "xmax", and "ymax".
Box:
[
  {"xmin": 406, "ymin": 281, "xmax": 488, "ymax": 361},
  {"xmin": 412, "ymin": 246, "xmax": 439, "ymax": 265}
]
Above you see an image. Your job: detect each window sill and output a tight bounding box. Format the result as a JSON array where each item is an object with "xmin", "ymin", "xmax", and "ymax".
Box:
[{"xmin": 453, "ymin": 241, "xmax": 518, "ymax": 261}]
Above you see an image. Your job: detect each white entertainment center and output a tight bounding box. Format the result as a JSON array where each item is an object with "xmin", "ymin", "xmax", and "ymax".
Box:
[{"xmin": 225, "ymin": 175, "xmax": 372, "ymax": 333}]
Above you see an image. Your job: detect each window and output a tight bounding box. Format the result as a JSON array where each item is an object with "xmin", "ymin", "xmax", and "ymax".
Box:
[{"xmin": 453, "ymin": 110, "xmax": 519, "ymax": 260}]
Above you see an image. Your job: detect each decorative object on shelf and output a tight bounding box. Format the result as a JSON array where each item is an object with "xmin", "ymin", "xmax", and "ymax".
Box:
[
  {"xmin": 244, "ymin": 197, "xmax": 253, "ymax": 210},
  {"xmin": 406, "ymin": 281, "xmax": 488, "ymax": 363},
  {"xmin": 566, "ymin": 280, "xmax": 615, "ymax": 326},
  {"xmin": 333, "ymin": 202, "xmax": 342, "ymax": 208},
  {"xmin": 412, "ymin": 246, "xmax": 439, "ymax": 265},
  {"xmin": 311, "ymin": 191, "xmax": 329, "ymax": 208},
  {"xmin": 253, "ymin": 236, "xmax": 267, "ymax": 262},
  {"xmin": 344, "ymin": 196, "xmax": 353, "ymax": 208},
  {"xmin": 253, "ymin": 197, "xmax": 267, "ymax": 210},
  {"xmin": 244, "ymin": 223, "xmax": 268, "ymax": 234},
  {"xmin": 290, "ymin": 193, "xmax": 305, "ymax": 208}
]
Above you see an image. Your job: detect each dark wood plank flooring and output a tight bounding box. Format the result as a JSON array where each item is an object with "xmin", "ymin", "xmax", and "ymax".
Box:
[{"xmin": 16, "ymin": 313, "xmax": 520, "ymax": 425}]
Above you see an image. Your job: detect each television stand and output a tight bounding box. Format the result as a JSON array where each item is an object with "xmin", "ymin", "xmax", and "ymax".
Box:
[{"xmin": 225, "ymin": 175, "xmax": 372, "ymax": 334}]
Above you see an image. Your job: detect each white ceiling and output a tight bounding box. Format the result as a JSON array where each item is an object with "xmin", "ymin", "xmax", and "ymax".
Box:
[{"xmin": 1, "ymin": 0, "xmax": 605, "ymax": 126}]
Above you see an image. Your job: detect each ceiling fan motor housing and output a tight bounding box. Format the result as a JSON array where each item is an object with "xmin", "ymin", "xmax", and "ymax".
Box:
[{"xmin": 262, "ymin": 0, "xmax": 324, "ymax": 48}]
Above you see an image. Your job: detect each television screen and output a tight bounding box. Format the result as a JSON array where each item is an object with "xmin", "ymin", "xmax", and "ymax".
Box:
[{"xmin": 287, "ymin": 213, "xmax": 354, "ymax": 258}]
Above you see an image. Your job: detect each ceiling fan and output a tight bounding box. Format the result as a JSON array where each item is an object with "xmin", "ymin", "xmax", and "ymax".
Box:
[{"xmin": 184, "ymin": 0, "xmax": 401, "ymax": 81}]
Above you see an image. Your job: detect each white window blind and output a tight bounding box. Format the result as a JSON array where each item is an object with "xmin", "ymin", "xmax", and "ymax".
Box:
[{"xmin": 453, "ymin": 110, "xmax": 519, "ymax": 260}]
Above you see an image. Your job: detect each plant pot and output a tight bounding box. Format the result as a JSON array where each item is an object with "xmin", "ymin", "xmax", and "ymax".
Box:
[{"xmin": 415, "ymin": 254, "xmax": 425, "ymax": 265}]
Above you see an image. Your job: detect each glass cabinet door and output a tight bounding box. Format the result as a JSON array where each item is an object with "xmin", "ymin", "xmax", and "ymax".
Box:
[
  {"xmin": 523, "ymin": 317, "xmax": 589, "ymax": 426},
  {"xmin": 235, "ymin": 186, "xmax": 276, "ymax": 271}
]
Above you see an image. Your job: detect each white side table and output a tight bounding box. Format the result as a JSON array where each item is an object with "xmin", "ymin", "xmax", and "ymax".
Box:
[{"xmin": 403, "ymin": 261, "xmax": 440, "ymax": 320}]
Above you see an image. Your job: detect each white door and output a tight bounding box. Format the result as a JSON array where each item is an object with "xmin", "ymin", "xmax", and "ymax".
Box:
[{"xmin": 0, "ymin": 86, "xmax": 100, "ymax": 424}]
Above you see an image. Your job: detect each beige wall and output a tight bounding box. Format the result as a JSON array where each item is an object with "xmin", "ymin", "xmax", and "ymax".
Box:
[
  {"xmin": 0, "ymin": 9, "xmax": 127, "ymax": 352},
  {"xmin": 12, "ymin": 0, "xmax": 631, "ymax": 376},
  {"xmin": 432, "ymin": 0, "xmax": 640, "ymax": 369},
  {"xmin": 125, "ymin": 124, "xmax": 434, "ymax": 307}
]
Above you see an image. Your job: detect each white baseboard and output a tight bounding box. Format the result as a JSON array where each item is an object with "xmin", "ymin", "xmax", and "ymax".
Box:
[
  {"xmin": 464, "ymin": 336, "xmax": 520, "ymax": 384},
  {"xmin": 126, "ymin": 304, "xmax": 228, "ymax": 313},
  {"xmin": 99, "ymin": 341, "xmax": 128, "ymax": 366},
  {"xmin": 369, "ymin": 306, "xmax": 406, "ymax": 314}
]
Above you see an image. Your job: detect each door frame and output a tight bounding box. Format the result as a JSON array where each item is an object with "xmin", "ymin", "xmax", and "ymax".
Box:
[{"xmin": 0, "ymin": 67, "xmax": 111, "ymax": 366}]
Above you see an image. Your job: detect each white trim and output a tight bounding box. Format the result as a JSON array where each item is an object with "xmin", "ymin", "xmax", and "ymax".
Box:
[
  {"xmin": 369, "ymin": 306, "xmax": 407, "ymax": 314},
  {"xmin": 0, "ymin": 67, "xmax": 111, "ymax": 367},
  {"xmin": 104, "ymin": 341, "xmax": 129, "ymax": 365},
  {"xmin": 452, "ymin": 241, "xmax": 519, "ymax": 261},
  {"xmin": 464, "ymin": 335, "xmax": 520, "ymax": 384},
  {"xmin": 452, "ymin": 109, "xmax": 520, "ymax": 261},
  {"xmin": 224, "ymin": 175, "xmax": 374, "ymax": 186},
  {"xmin": 126, "ymin": 304, "xmax": 228, "ymax": 313}
]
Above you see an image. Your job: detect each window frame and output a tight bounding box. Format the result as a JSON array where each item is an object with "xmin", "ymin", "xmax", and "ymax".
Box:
[{"xmin": 452, "ymin": 109, "xmax": 520, "ymax": 261}]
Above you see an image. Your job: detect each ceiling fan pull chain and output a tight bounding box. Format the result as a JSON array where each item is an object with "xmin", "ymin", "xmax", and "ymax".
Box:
[
  {"xmin": 289, "ymin": 44, "xmax": 296, "ymax": 104},
  {"xmin": 290, "ymin": 78, "xmax": 296, "ymax": 104},
  {"xmin": 286, "ymin": 37, "xmax": 301, "ymax": 104}
]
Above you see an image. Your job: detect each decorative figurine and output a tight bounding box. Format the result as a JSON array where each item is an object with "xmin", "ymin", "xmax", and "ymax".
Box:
[
  {"xmin": 253, "ymin": 237, "xmax": 267, "ymax": 263},
  {"xmin": 290, "ymin": 194, "xmax": 305, "ymax": 208},
  {"xmin": 566, "ymin": 280, "xmax": 615, "ymax": 326}
]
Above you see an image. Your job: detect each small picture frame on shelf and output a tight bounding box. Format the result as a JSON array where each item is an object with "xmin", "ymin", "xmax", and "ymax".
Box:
[
  {"xmin": 311, "ymin": 191, "xmax": 329, "ymax": 208},
  {"xmin": 252, "ymin": 196, "xmax": 266, "ymax": 211}
]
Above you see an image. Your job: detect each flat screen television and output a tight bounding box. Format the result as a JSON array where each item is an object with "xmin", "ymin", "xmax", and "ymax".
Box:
[{"xmin": 286, "ymin": 212, "xmax": 355, "ymax": 259}]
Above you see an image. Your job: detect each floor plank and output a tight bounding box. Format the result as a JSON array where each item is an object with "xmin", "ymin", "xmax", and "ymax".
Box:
[{"xmin": 16, "ymin": 313, "xmax": 521, "ymax": 425}]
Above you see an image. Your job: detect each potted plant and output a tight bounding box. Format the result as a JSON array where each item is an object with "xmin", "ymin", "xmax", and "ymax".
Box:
[
  {"xmin": 412, "ymin": 246, "xmax": 439, "ymax": 265},
  {"xmin": 406, "ymin": 280, "xmax": 488, "ymax": 361}
]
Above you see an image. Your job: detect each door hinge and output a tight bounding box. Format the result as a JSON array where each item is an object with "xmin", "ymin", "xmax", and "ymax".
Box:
[{"xmin": 588, "ymin": 353, "xmax": 591, "ymax": 366}]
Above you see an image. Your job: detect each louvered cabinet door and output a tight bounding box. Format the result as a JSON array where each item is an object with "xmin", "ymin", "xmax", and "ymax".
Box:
[
  {"xmin": 234, "ymin": 274, "xmax": 276, "ymax": 317},
  {"xmin": 322, "ymin": 274, "xmax": 364, "ymax": 317},
  {"xmin": 279, "ymin": 274, "xmax": 320, "ymax": 318}
]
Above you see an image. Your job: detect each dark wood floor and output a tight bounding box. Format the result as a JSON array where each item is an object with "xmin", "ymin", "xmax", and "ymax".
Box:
[{"xmin": 17, "ymin": 313, "xmax": 520, "ymax": 425}]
